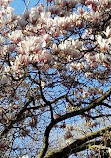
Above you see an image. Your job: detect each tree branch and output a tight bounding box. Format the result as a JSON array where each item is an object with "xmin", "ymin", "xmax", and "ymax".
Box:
[
  {"xmin": 54, "ymin": 87, "xmax": 111, "ymax": 124},
  {"xmin": 44, "ymin": 125, "xmax": 111, "ymax": 158},
  {"xmin": 38, "ymin": 88, "xmax": 111, "ymax": 158},
  {"xmin": 0, "ymin": 97, "xmax": 34, "ymax": 137}
]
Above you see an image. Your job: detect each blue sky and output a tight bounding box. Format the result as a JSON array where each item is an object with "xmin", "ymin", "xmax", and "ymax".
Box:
[{"xmin": 10, "ymin": 0, "xmax": 45, "ymax": 14}]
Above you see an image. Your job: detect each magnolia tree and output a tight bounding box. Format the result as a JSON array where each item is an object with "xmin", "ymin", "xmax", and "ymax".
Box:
[{"xmin": 0, "ymin": 0, "xmax": 111, "ymax": 157}]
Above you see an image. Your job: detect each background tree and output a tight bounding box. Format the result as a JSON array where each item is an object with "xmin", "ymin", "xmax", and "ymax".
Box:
[{"xmin": 0, "ymin": 0, "xmax": 111, "ymax": 157}]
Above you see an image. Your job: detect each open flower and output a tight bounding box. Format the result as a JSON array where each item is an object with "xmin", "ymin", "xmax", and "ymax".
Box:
[
  {"xmin": 8, "ymin": 30, "xmax": 23, "ymax": 43},
  {"xmin": 18, "ymin": 17, "xmax": 27, "ymax": 28},
  {"xmin": 96, "ymin": 35, "xmax": 110, "ymax": 51},
  {"xmin": 39, "ymin": 50, "xmax": 52, "ymax": 63},
  {"xmin": 17, "ymin": 36, "xmax": 43, "ymax": 54},
  {"xmin": 103, "ymin": 26, "xmax": 111, "ymax": 37},
  {"xmin": 0, "ymin": 0, "xmax": 12, "ymax": 6},
  {"xmin": 29, "ymin": 7, "xmax": 40, "ymax": 23},
  {"xmin": 43, "ymin": 34, "xmax": 51, "ymax": 42}
]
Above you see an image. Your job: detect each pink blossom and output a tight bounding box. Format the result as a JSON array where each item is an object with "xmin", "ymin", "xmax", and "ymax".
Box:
[
  {"xmin": 52, "ymin": 43, "xmax": 58, "ymax": 53},
  {"xmin": 101, "ymin": 0, "xmax": 109, "ymax": 6},
  {"xmin": 18, "ymin": 18, "xmax": 27, "ymax": 27},
  {"xmin": 0, "ymin": 0, "xmax": 12, "ymax": 6},
  {"xmin": 8, "ymin": 30, "xmax": 23, "ymax": 43},
  {"xmin": 18, "ymin": 36, "xmax": 43, "ymax": 54},
  {"xmin": 70, "ymin": 62, "xmax": 83, "ymax": 70},
  {"xmin": 22, "ymin": 10, "xmax": 29, "ymax": 20},
  {"xmin": 96, "ymin": 35, "xmax": 110, "ymax": 51},
  {"xmin": 6, "ymin": 6, "xmax": 14, "ymax": 14},
  {"xmin": 32, "ymin": 54, "xmax": 39, "ymax": 63},
  {"xmin": 43, "ymin": 34, "xmax": 51, "ymax": 42},
  {"xmin": 70, "ymin": 13, "xmax": 79, "ymax": 23},
  {"xmin": 85, "ymin": 72, "xmax": 92, "ymax": 78},
  {"xmin": 46, "ymin": 18, "xmax": 54, "ymax": 28},
  {"xmin": 8, "ymin": 44, "xmax": 16, "ymax": 52},
  {"xmin": 37, "ymin": 3, "xmax": 44, "ymax": 13},
  {"xmin": 51, "ymin": 27, "xmax": 60, "ymax": 37},
  {"xmin": 78, "ymin": 7, "xmax": 85, "ymax": 15},
  {"xmin": 56, "ymin": 17, "xmax": 71, "ymax": 28},
  {"xmin": 84, "ymin": 54, "xmax": 96, "ymax": 63},
  {"xmin": 86, "ymin": 0, "xmax": 98, "ymax": 12},
  {"xmin": 71, "ymin": 49, "xmax": 81, "ymax": 58},
  {"xmin": 83, "ymin": 91, "xmax": 89, "ymax": 98},
  {"xmin": 29, "ymin": 7, "xmax": 40, "ymax": 23},
  {"xmin": 41, "ymin": 12, "xmax": 51, "ymax": 19},
  {"xmin": 103, "ymin": 26, "xmax": 111, "ymax": 37},
  {"xmin": 0, "ymin": 36, "xmax": 4, "ymax": 45},
  {"xmin": 49, "ymin": 5, "xmax": 63, "ymax": 15},
  {"xmin": 39, "ymin": 50, "xmax": 52, "ymax": 63}
]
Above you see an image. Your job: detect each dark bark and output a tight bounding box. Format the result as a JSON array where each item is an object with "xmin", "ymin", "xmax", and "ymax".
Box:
[
  {"xmin": 44, "ymin": 125, "xmax": 111, "ymax": 158},
  {"xmin": 38, "ymin": 88, "xmax": 111, "ymax": 158}
]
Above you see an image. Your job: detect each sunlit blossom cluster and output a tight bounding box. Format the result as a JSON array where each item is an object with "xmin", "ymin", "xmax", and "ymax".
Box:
[
  {"xmin": 96, "ymin": 34, "xmax": 111, "ymax": 51},
  {"xmin": 0, "ymin": 0, "xmax": 110, "ymax": 81},
  {"xmin": 52, "ymin": 39, "xmax": 83, "ymax": 58},
  {"xmin": 0, "ymin": 0, "xmax": 12, "ymax": 6}
]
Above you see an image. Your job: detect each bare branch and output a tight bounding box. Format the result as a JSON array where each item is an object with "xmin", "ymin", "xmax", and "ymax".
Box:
[{"xmin": 44, "ymin": 125, "xmax": 111, "ymax": 158}]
